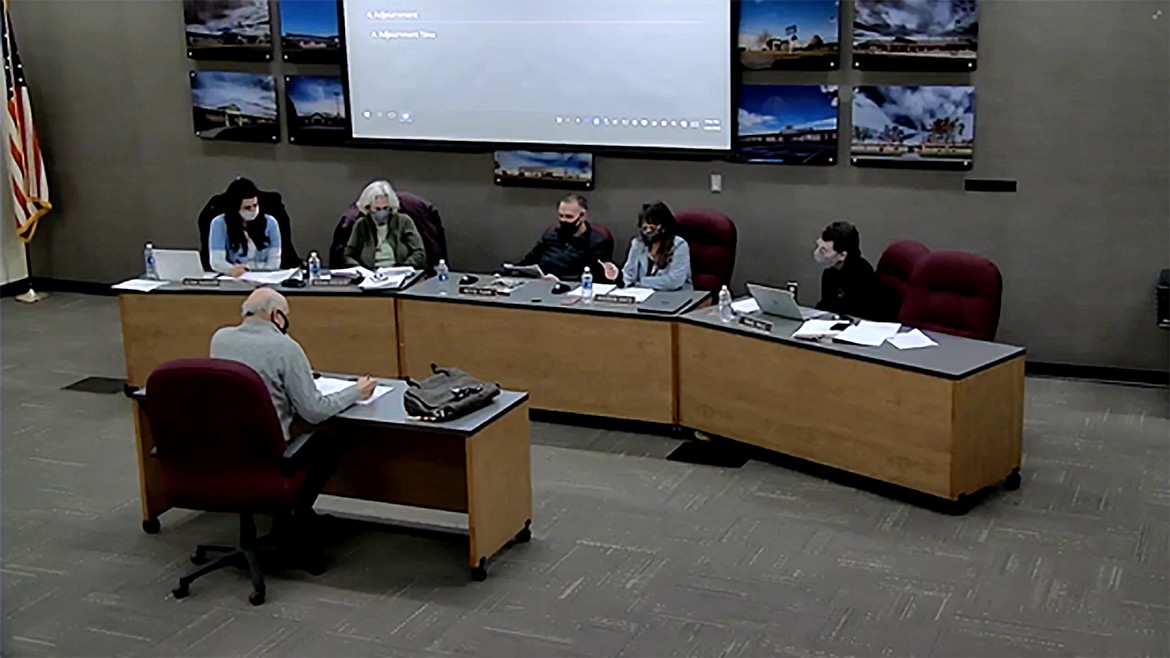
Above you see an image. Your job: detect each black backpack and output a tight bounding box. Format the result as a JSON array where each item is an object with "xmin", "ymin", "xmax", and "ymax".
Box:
[{"xmin": 403, "ymin": 365, "xmax": 501, "ymax": 421}]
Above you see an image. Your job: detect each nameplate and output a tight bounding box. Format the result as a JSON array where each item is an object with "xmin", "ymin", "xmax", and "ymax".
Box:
[
  {"xmin": 182, "ymin": 277, "xmax": 220, "ymax": 288},
  {"xmin": 738, "ymin": 315, "xmax": 774, "ymax": 333},
  {"xmin": 312, "ymin": 276, "xmax": 354, "ymax": 287},
  {"xmin": 459, "ymin": 285, "xmax": 498, "ymax": 297},
  {"xmin": 594, "ymin": 293, "xmax": 636, "ymax": 305}
]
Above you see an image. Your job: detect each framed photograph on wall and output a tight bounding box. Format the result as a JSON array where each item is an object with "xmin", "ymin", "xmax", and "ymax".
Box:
[
  {"xmin": 735, "ymin": 85, "xmax": 838, "ymax": 165},
  {"xmin": 851, "ymin": 85, "xmax": 974, "ymax": 170},
  {"xmin": 493, "ymin": 151, "xmax": 594, "ymax": 190},
  {"xmin": 738, "ymin": 0, "xmax": 840, "ymax": 70},
  {"xmin": 852, "ymin": 0, "xmax": 978, "ymax": 71},
  {"xmin": 280, "ymin": 0, "xmax": 341, "ymax": 63},
  {"xmin": 184, "ymin": 0, "xmax": 273, "ymax": 61},
  {"xmin": 285, "ymin": 75, "xmax": 348, "ymax": 145},
  {"xmin": 190, "ymin": 71, "xmax": 279, "ymax": 143}
]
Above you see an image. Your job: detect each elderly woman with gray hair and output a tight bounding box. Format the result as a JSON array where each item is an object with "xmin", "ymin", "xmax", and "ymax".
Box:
[{"xmin": 342, "ymin": 180, "xmax": 427, "ymax": 270}]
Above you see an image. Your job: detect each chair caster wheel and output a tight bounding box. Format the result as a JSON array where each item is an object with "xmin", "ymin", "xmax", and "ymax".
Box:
[
  {"xmin": 1004, "ymin": 469, "xmax": 1022, "ymax": 491},
  {"xmin": 249, "ymin": 590, "xmax": 266, "ymax": 606},
  {"xmin": 470, "ymin": 558, "xmax": 487, "ymax": 582},
  {"xmin": 142, "ymin": 518, "xmax": 161, "ymax": 534},
  {"xmin": 514, "ymin": 520, "xmax": 532, "ymax": 544},
  {"xmin": 190, "ymin": 550, "xmax": 208, "ymax": 565},
  {"xmin": 172, "ymin": 584, "xmax": 189, "ymax": 599}
]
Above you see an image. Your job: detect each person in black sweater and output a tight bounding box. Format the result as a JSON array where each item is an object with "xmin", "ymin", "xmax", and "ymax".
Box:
[
  {"xmin": 814, "ymin": 221, "xmax": 880, "ymax": 320},
  {"xmin": 516, "ymin": 194, "xmax": 614, "ymax": 282}
]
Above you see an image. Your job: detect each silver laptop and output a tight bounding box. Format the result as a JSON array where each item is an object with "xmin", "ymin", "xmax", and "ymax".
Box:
[
  {"xmin": 747, "ymin": 283, "xmax": 830, "ymax": 321},
  {"xmin": 154, "ymin": 249, "xmax": 209, "ymax": 281}
]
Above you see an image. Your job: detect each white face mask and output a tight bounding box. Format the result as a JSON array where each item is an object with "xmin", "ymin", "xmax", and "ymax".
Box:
[
  {"xmin": 240, "ymin": 208, "xmax": 260, "ymax": 222},
  {"xmin": 813, "ymin": 248, "xmax": 839, "ymax": 267}
]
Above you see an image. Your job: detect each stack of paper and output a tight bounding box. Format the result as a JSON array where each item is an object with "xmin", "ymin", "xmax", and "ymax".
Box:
[
  {"xmin": 314, "ymin": 376, "xmax": 393, "ymax": 406},
  {"xmin": 887, "ymin": 328, "xmax": 939, "ymax": 350},
  {"xmin": 112, "ymin": 279, "xmax": 169, "ymax": 292},
  {"xmin": 569, "ymin": 283, "xmax": 616, "ymax": 296},
  {"xmin": 835, "ymin": 321, "xmax": 902, "ymax": 347},
  {"xmin": 730, "ymin": 298, "xmax": 760, "ymax": 314},
  {"xmin": 792, "ymin": 319, "xmax": 844, "ymax": 340},
  {"xmin": 329, "ymin": 265, "xmax": 375, "ymax": 279},
  {"xmin": 223, "ymin": 269, "xmax": 298, "ymax": 285},
  {"xmin": 358, "ymin": 267, "xmax": 417, "ymax": 290},
  {"xmin": 609, "ymin": 287, "xmax": 655, "ymax": 302}
]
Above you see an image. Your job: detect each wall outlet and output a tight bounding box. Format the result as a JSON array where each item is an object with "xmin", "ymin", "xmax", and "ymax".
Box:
[{"xmin": 710, "ymin": 173, "xmax": 722, "ymax": 193}]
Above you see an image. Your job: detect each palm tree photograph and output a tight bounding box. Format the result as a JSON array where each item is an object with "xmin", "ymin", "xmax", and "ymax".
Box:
[{"xmin": 851, "ymin": 85, "xmax": 975, "ymax": 169}]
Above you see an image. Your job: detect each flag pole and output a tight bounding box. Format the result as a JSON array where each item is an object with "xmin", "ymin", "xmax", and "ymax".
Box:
[{"xmin": 14, "ymin": 241, "xmax": 45, "ymax": 303}]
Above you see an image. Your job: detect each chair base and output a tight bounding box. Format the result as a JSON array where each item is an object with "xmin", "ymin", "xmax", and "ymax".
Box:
[{"xmin": 171, "ymin": 512, "xmax": 325, "ymax": 605}]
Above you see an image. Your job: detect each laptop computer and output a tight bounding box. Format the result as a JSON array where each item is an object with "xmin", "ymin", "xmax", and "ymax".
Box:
[
  {"xmin": 747, "ymin": 283, "xmax": 830, "ymax": 321},
  {"xmin": 154, "ymin": 249, "xmax": 209, "ymax": 281}
]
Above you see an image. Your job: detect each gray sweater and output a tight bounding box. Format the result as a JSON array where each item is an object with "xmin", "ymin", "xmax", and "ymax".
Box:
[{"xmin": 209, "ymin": 321, "xmax": 360, "ymax": 440}]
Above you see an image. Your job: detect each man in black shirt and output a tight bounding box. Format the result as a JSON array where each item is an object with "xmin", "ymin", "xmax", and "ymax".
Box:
[
  {"xmin": 814, "ymin": 221, "xmax": 880, "ymax": 320},
  {"xmin": 516, "ymin": 194, "xmax": 614, "ymax": 282}
]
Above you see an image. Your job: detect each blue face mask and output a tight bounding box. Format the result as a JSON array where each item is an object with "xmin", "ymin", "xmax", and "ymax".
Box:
[{"xmin": 372, "ymin": 209, "xmax": 391, "ymax": 224}]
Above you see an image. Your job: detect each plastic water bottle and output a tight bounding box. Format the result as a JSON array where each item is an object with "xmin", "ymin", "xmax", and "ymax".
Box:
[
  {"xmin": 718, "ymin": 285, "xmax": 733, "ymax": 323},
  {"xmin": 436, "ymin": 259, "xmax": 449, "ymax": 282},
  {"xmin": 143, "ymin": 242, "xmax": 158, "ymax": 279},
  {"xmin": 581, "ymin": 267, "xmax": 594, "ymax": 304},
  {"xmin": 307, "ymin": 251, "xmax": 321, "ymax": 283}
]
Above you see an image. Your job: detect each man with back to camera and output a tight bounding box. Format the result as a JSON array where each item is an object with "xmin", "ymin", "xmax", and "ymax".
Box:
[
  {"xmin": 814, "ymin": 221, "xmax": 880, "ymax": 320},
  {"xmin": 210, "ymin": 287, "xmax": 376, "ymax": 533},
  {"xmin": 514, "ymin": 194, "xmax": 615, "ymax": 282}
]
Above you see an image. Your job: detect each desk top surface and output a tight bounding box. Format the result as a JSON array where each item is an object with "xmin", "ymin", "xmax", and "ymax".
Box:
[
  {"xmin": 114, "ymin": 272, "xmax": 423, "ymax": 297},
  {"xmin": 681, "ymin": 305, "xmax": 1025, "ymax": 380},
  {"xmin": 331, "ymin": 377, "xmax": 529, "ymax": 434},
  {"xmin": 397, "ymin": 272, "xmax": 710, "ymax": 319}
]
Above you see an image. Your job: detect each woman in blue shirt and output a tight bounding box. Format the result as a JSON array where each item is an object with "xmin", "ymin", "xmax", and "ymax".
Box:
[
  {"xmin": 602, "ymin": 201, "xmax": 692, "ymax": 291},
  {"xmin": 207, "ymin": 178, "xmax": 282, "ymax": 276}
]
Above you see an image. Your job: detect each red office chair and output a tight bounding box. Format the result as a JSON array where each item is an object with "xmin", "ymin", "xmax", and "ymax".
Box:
[
  {"xmin": 329, "ymin": 191, "xmax": 449, "ymax": 273},
  {"xmin": 143, "ymin": 358, "xmax": 323, "ymax": 606},
  {"xmin": 898, "ymin": 251, "xmax": 1003, "ymax": 341},
  {"xmin": 876, "ymin": 240, "xmax": 931, "ymax": 321},
  {"xmin": 674, "ymin": 209, "xmax": 737, "ymax": 291}
]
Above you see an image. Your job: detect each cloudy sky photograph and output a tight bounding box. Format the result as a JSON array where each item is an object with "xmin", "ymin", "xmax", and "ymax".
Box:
[
  {"xmin": 185, "ymin": 0, "xmax": 271, "ymax": 37},
  {"xmin": 495, "ymin": 151, "xmax": 593, "ymax": 173},
  {"xmin": 854, "ymin": 0, "xmax": 978, "ymax": 40},
  {"xmin": 191, "ymin": 71, "xmax": 277, "ymax": 119},
  {"xmin": 738, "ymin": 0, "xmax": 839, "ymax": 49},
  {"xmin": 852, "ymin": 85, "xmax": 975, "ymax": 143},
  {"xmin": 287, "ymin": 76, "xmax": 345, "ymax": 117},
  {"xmin": 738, "ymin": 85, "xmax": 838, "ymax": 135}
]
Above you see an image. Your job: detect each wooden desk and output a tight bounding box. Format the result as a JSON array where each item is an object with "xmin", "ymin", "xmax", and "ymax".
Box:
[
  {"xmin": 677, "ymin": 306, "xmax": 1026, "ymax": 503},
  {"xmin": 134, "ymin": 380, "xmax": 532, "ymax": 580},
  {"xmin": 396, "ymin": 274, "xmax": 709, "ymax": 424},
  {"xmin": 118, "ymin": 284, "xmax": 399, "ymax": 386}
]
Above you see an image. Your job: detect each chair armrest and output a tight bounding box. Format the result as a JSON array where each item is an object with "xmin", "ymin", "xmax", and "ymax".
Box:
[
  {"xmin": 281, "ymin": 430, "xmax": 316, "ymax": 477},
  {"xmin": 123, "ymin": 385, "xmax": 146, "ymax": 401}
]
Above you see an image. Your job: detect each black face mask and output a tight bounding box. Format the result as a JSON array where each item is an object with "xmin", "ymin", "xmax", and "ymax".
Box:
[
  {"xmin": 272, "ymin": 309, "xmax": 290, "ymax": 335},
  {"xmin": 640, "ymin": 227, "xmax": 662, "ymax": 245},
  {"xmin": 557, "ymin": 219, "xmax": 581, "ymax": 238}
]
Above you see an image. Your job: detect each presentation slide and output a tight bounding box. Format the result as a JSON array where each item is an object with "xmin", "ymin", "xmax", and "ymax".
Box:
[{"xmin": 342, "ymin": 0, "xmax": 732, "ymax": 150}]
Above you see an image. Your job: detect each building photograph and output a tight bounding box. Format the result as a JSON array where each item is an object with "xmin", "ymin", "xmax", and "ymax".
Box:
[
  {"xmin": 280, "ymin": 0, "xmax": 341, "ymax": 63},
  {"xmin": 184, "ymin": 0, "xmax": 272, "ymax": 60},
  {"xmin": 190, "ymin": 71, "xmax": 279, "ymax": 142},
  {"xmin": 851, "ymin": 85, "xmax": 975, "ymax": 164},
  {"xmin": 286, "ymin": 75, "xmax": 347, "ymax": 144},
  {"xmin": 853, "ymin": 0, "xmax": 978, "ymax": 70},
  {"xmin": 738, "ymin": 0, "xmax": 840, "ymax": 70},
  {"xmin": 494, "ymin": 151, "xmax": 594, "ymax": 189},
  {"xmin": 735, "ymin": 84, "xmax": 838, "ymax": 165}
]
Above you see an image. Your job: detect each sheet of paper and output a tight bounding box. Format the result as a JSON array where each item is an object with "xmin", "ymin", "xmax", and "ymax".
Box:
[
  {"xmin": 611, "ymin": 287, "xmax": 655, "ymax": 302},
  {"xmin": 329, "ymin": 265, "xmax": 374, "ymax": 279},
  {"xmin": 358, "ymin": 272, "xmax": 411, "ymax": 290},
  {"xmin": 502, "ymin": 263, "xmax": 544, "ymax": 278},
  {"xmin": 792, "ymin": 319, "xmax": 844, "ymax": 339},
  {"xmin": 835, "ymin": 321, "xmax": 902, "ymax": 347},
  {"xmin": 315, "ymin": 376, "xmax": 393, "ymax": 406},
  {"xmin": 376, "ymin": 266, "xmax": 417, "ymax": 277},
  {"xmin": 568, "ymin": 283, "xmax": 616, "ymax": 296},
  {"xmin": 112, "ymin": 278, "xmax": 169, "ymax": 292},
  {"xmin": 730, "ymin": 298, "xmax": 760, "ymax": 314},
  {"xmin": 235, "ymin": 269, "xmax": 297, "ymax": 285},
  {"xmin": 887, "ymin": 328, "xmax": 939, "ymax": 350}
]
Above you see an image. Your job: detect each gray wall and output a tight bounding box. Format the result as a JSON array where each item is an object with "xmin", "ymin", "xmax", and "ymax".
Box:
[{"xmin": 14, "ymin": 0, "xmax": 1170, "ymax": 371}]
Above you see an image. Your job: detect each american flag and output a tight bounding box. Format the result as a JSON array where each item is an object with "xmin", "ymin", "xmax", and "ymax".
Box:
[{"xmin": 2, "ymin": 1, "xmax": 49, "ymax": 243}]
